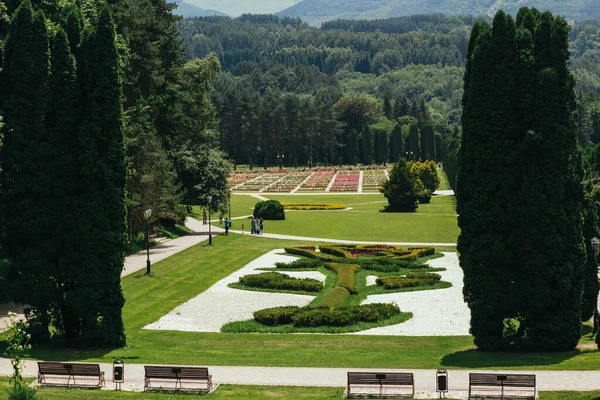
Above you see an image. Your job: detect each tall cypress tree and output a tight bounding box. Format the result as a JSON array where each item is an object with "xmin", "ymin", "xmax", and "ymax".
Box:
[
  {"xmin": 361, "ymin": 126, "xmax": 372, "ymax": 165},
  {"xmin": 389, "ymin": 124, "xmax": 403, "ymax": 163},
  {"xmin": 1, "ymin": 1, "xmax": 52, "ymax": 339},
  {"xmin": 75, "ymin": 6, "xmax": 126, "ymax": 346},
  {"xmin": 46, "ymin": 27, "xmax": 81, "ymax": 339},
  {"xmin": 460, "ymin": 9, "xmax": 586, "ymax": 351}
]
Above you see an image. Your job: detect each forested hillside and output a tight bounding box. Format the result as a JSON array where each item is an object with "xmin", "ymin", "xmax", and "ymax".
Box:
[
  {"xmin": 178, "ymin": 14, "xmax": 600, "ymax": 170},
  {"xmin": 184, "ymin": 0, "xmax": 301, "ymax": 17},
  {"xmin": 172, "ymin": 0, "xmax": 227, "ymax": 18},
  {"xmin": 279, "ymin": 0, "xmax": 600, "ymax": 26}
]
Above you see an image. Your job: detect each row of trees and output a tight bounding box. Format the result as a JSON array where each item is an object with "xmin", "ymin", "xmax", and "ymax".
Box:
[
  {"xmin": 0, "ymin": 0, "xmax": 230, "ymax": 346},
  {"xmin": 0, "ymin": 1, "xmax": 126, "ymax": 346},
  {"xmin": 457, "ymin": 8, "xmax": 595, "ymax": 351}
]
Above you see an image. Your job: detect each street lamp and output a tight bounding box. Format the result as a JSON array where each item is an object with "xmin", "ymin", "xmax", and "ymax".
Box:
[
  {"xmin": 277, "ymin": 154, "xmax": 285, "ymax": 169},
  {"xmin": 144, "ymin": 208, "xmax": 152, "ymax": 275},
  {"xmin": 207, "ymin": 195, "xmax": 213, "ymax": 245}
]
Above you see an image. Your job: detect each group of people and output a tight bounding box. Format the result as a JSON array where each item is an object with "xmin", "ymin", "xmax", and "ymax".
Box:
[{"xmin": 241, "ymin": 216, "xmax": 264, "ymax": 235}]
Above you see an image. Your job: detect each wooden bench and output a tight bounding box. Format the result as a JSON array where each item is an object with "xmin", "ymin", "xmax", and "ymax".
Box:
[
  {"xmin": 468, "ymin": 373, "xmax": 536, "ymax": 399},
  {"xmin": 37, "ymin": 362, "xmax": 104, "ymax": 389},
  {"xmin": 144, "ymin": 365, "xmax": 212, "ymax": 393},
  {"xmin": 347, "ymin": 372, "xmax": 414, "ymax": 398}
]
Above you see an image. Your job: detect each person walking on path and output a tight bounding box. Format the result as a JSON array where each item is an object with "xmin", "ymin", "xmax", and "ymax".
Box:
[
  {"xmin": 259, "ymin": 218, "xmax": 264, "ymax": 235},
  {"xmin": 241, "ymin": 224, "xmax": 245, "ymax": 234},
  {"xmin": 219, "ymin": 211, "xmax": 224, "ymax": 224},
  {"xmin": 202, "ymin": 208, "xmax": 207, "ymax": 225},
  {"xmin": 250, "ymin": 217, "xmax": 256, "ymax": 235},
  {"xmin": 224, "ymin": 218, "xmax": 230, "ymax": 235}
]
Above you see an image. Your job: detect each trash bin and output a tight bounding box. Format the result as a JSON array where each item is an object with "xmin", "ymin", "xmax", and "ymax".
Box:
[
  {"xmin": 436, "ymin": 368, "xmax": 448, "ymax": 397},
  {"xmin": 113, "ymin": 359, "xmax": 124, "ymax": 389}
]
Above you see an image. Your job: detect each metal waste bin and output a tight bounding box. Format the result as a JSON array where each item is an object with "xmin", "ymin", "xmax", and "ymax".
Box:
[
  {"xmin": 113, "ymin": 359, "xmax": 124, "ymax": 389},
  {"xmin": 436, "ymin": 368, "xmax": 448, "ymax": 398}
]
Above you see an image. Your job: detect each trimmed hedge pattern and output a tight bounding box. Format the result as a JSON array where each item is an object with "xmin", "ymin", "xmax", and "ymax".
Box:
[
  {"xmin": 254, "ymin": 303, "xmax": 401, "ymax": 328},
  {"xmin": 376, "ymin": 272, "xmax": 442, "ymax": 289},
  {"xmin": 325, "ymin": 263, "xmax": 360, "ymax": 294},
  {"xmin": 239, "ymin": 272, "xmax": 323, "ymax": 292},
  {"xmin": 284, "ymin": 247, "xmax": 336, "ymax": 262},
  {"xmin": 275, "ymin": 258, "xmax": 324, "ymax": 269},
  {"xmin": 283, "ymin": 203, "xmax": 347, "ymax": 210}
]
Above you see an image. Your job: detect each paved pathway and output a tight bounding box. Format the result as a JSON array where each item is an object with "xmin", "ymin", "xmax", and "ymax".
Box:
[{"xmin": 2, "ymin": 358, "xmax": 600, "ymax": 398}]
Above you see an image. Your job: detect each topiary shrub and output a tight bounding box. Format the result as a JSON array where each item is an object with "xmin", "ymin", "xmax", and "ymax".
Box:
[
  {"xmin": 416, "ymin": 189, "xmax": 432, "ymax": 204},
  {"xmin": 284, "ymin": 247, "xmax": 336, "ymax": 262},
  {"xmin": 376, "ymin": 272, "xmax": 441, "ymax": 289},
  {"xmin": 291, "ymin": 303, "xmax": 402, "ymax": 327},
  {"xmin": 254, "ymin": 306, "xmax": 301, "ymax": 326},
  {"xmin": 239, "ymin": 272, "xmax": 323, "ymax": 292},
  {"xmin": 275, "ymin": 258, "xmax": 324, "ymax": 269},
  {"xmin": 320, "ymin": 246, "xmax": 352, "ymax": 258},
  {"xmin": 253, "ymin": 200, "xmax": 285, "ymax": 220}
]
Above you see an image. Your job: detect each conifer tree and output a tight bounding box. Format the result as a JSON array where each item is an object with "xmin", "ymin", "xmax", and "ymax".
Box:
[
  {"xmin": 1, "ymin": 0, "xmax": 52, "ymax": 338},
  {"xmin": 74, "ymin": 6, "xmax": 126, "ymax": 347},
  {"xmin": 389, "ymin": 124, "xmax": 403, "ymax": 163},
  {"xmin": 361, "ymin": 126, "xmax": 372, "ymax": 165},
  {"xmin": 380, "ymin": 158, "xmax": 418, "ymax": 212},
  {"xmin": 45, "ymin": 27, "xmax": 81, "ymax": 338}
]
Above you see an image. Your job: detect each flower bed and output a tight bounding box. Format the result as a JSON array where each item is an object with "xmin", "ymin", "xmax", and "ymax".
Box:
[
  {"xmin": 298, "ymin": 171, "xmax": 334, "ymax": 191},
  {"xmin": 264, "ymin": 172, "xmax": 311, "ymax": 193},
  {"xmin": 330, "ymin": 172, "xmax": 360, "ymax": 192},
  {"xmin": 362, "ymin": 170, "xmax": 387, "ymax": 192},
  {"xmin": 229, "ymin": 173, "xmax": 259, "ymax": 187},
  {"xmin": 282, "ymin": 203, "xmax": 347, "ymax": 210},
  {"xmin": 236, "ymin": 173, "xmax": 285, "ymax": 191}
]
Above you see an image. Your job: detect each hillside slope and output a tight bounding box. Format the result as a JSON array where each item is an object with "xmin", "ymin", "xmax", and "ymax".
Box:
[
  {"xmin": 172, "ymin": 0, "xmax": 228, "ymax": 18},
  {"xmin": 185, "ymin": 0, "xmax": 302, "ymax": 16},
  {"xmin": 279, "ymin": 0, "xmax": 600, "ymax": 25}
]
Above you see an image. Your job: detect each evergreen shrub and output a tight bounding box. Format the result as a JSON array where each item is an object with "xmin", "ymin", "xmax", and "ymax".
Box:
[
  {"xmin": 253, "ymin": 200, "xmax": 285, "ymax": 220},
  {"xmin": 254, "ymin": 306, "xmax": 301, "ymax": 326},
  {"xmin": 320, "ymin": 246, "xmax": 352, "ymax": 258},
  {"xmin": 275, "ymin": 258, "xmax": 324, "ymax": 269},
  {"xmin": 284, "ymin": 247, "xmax": 336, "ymax": 261},
  {"xmin": 291, "ymin": 303, "xmax": 401, "ymax": 327},
  {"xmin": 239, "ymin": 272, "xmax": 323, "ymax": 292},
  {"xmin": 377, "ymin": 272, "xmax": 441, "ymax": 289},
  {"xmin": 416, "ymin": 189, "xmax": 432, "ymax": 204}
]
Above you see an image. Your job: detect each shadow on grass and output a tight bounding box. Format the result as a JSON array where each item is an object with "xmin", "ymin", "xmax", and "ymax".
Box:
[
  {"xmin": 441, "ymin": 348, "xmax": 582, "ymax": 369},
  {"xmin": 0, "ymin": 338, "xmax": 131, "ymax": 363}
]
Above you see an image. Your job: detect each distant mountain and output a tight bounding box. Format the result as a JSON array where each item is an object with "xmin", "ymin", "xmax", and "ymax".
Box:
[
  {"xmin": 172, "ymin": 0, "xmax": 228, "ymax": 18},
  {"xmin": 279, "ymin": 0, "xmax": 600, "ymax": 25},
  {"xmin": 184, "ymin": 0, "xmax": 302, "ymax": 16}
]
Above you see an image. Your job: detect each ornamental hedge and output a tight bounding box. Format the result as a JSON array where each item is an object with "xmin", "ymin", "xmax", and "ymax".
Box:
[
  {"xmin": 283, "ymin": 247, "xmax": 336, "ymax": 262},
  {"xmin": 253, "ymin": 200, "xmax": 285, "ymax": 220},
  {"xmin": 325, "ymin": 263, "xmax": 360, "ymax": 294},
  {"xmin": 275, "ymin": 258, "xmax": 324, "ymax": 269},
  {"xmin": 283, "ymin": 203, "xmax": 346, "ymax": 210},
  {"xmin": 319, "ymin": 286, "xmax": 351, "ymax": 308},
  {"xmin": 253, "ymin": 303, "xmax": 401, "ymax": 328},
  {"xmin": 376, "ymin": 272, "xmax": 441, "ymax": 289},
  {"xmin": 239, "ymin": 272, "xmax": 323, "ymax": 292}
]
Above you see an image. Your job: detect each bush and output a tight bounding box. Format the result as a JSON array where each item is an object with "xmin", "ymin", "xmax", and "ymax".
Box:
[
  {"xmin": 284, "ymin": 247, "xmax": 336, "ymax": 262},
  {"xmin": 275, "ymin": 258, "xmax": 324, "ymax": 269},
  {"xmin": 239, "ymin": 272, "xmax": 323, "ymax": 292},
  {"xmin": 416, "ymin": 189, "xmax": 432, "ymax": 204},
  {"xmin": 254, "ymin": 306, "xmax": 301, "ymax": 326},
  {"xmin": 319, "ymin": 286, "xmax": 350, "ymax": 308},
  {"xmin": 291, "ymin": 303, "xmax": 401, "ymax": 327},
  {"xmin": 7, "ymin": 385, "xmax": 37, "ymax": 400},
  {"xmin": 376, "ymin": 272, "xmax": 442, "ymax": 289},
  {"xmin": 253, "ymin": 200, "xmax": 285, "ymax": 220},
  {"xmin": 320, "ymin": 246, "xmax": 352, "ymax": 258}
]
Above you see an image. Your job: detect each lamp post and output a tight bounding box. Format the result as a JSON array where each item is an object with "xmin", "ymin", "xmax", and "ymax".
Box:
[
  {"xmin": 207, "ymin": 195, "xmax": 213, "ymax": 245},
  {"xmin": 277, "ymin": 154, "xmax": 285, "ymax": 169},
  {"xmin": 144, "ymin": 208, "xmax": 152, "ymax": 275},
  {"xmin": 591, "ymin": 237, "xmax": 600, "ymax": 333}
]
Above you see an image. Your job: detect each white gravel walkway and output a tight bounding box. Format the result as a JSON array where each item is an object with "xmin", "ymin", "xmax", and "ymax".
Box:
[
  {"xmin": 353, "ymin": 252, "xmax": 470, "ymax": 336},
  {"xmin": 144, "ymin": 250, "xmax": 320, "ymax": 332}
]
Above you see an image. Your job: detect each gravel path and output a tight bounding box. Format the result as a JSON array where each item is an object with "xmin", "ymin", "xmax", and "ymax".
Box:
[
  {"xmin": 144, "ymin": 250, "xmax": 317, "ymax": 332},
  {"xmin": 352, "ymin": 252, "xmax": 470, "ymax": 336}
]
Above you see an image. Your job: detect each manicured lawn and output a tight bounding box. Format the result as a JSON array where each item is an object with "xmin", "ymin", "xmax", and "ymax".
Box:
[
  {"xmin": 437, "ymin": 167, "xmax": 451, "ymax": 191},
  {"xmin": 246, "ymin": 194, "xmax": 458, "ymax": 243},
  {"xmin": 0, "ymin": 379, "xmax": 345, "ymax": 399},
  {"xmin": 191, "ymin": 194, "xmax": 258, "ymax": 220},
  {"xmin": 2, "ymin": 236, "xmax": 599, "ymax": 371}
]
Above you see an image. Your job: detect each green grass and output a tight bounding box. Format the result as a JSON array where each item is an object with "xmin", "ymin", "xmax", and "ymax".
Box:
[
  {"xmin": 240, "ymin": 194, "xmax": 458, "ymax": 243},
  {"xmin": 191, "ymin": 194, "xmax": 258, "ymax": 220},
  {"xmin": 0, "ymin": 379, "xmax": 346, "ymax": 399},
  {"xmin": 0, "ymin": 378, "xmax": 597, "ymax": 400},
  {"xmin": 437, "ymin": 167, "xmax": 451, "ymax": 191},
  {"xmin": 2, "ymin": 236, "xmax": 599, "ymax": 371}
]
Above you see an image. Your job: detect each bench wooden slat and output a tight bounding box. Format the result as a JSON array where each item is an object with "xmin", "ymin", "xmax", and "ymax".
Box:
[
  {"xmin": 469, "ymin": 373, "xmax": 536, "ymax": 399},
  {"xmin": 347, "ymin": 372, "xmax": 414, "ymax": 398},
  {"xmin": 144, "ymin": 365, "xmax": 212, "ymax": 393},
  {"xmin": 37, "ymin": 362, "xmax": 104, "ymax": 389}
]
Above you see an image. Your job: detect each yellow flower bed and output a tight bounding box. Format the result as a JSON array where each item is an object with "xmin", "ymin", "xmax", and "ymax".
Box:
[{"xmin": 282, "ymin": 203, "xmax": 347, "ymax": 210}]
